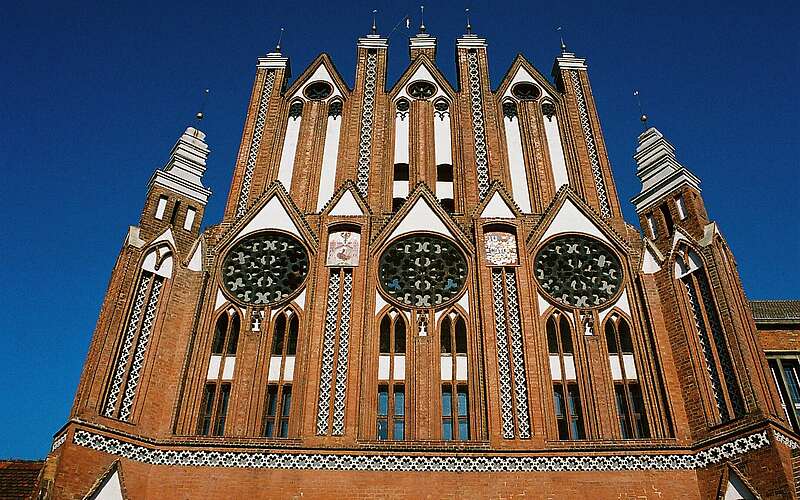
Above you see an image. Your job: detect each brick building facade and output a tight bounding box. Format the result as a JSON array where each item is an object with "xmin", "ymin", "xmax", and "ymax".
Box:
[{"xmin": 35, "ymin": 24, "xmax": 800, "ymax": 499}]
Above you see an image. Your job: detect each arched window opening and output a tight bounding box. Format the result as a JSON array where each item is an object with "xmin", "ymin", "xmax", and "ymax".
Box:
[
  {"xmin": 198, "ymin": 309, "xmax": 240, "ymax": 436},
  {"xmin": 440, "ymin": 312, "xmax": 470, "ymax": 440},
  {"xmin": 262, "ymin": 309, "xmax": 299, "ymax": 437},
  {"xmin": 547, "ymin": 312, "xmax": 584, "ymax": 440},
  {"xmin": 377, "ymin": 311, "xmax": 406, "ymax": 440},
  {"xmin": 605, "ymin": 314, "xmax": 649, "ymax": 439}
]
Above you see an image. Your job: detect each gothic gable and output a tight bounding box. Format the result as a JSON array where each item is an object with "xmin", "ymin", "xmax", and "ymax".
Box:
[
  {"xmin": 495, "ymin": 54, "xmax": 560, "ymax": 101},
  {"xmin": 472, "ymin": 182, "xmax": 523, "ymax": 219},
  {"xmin": 388, "ymin": 54, "xmax": 456, "ymax": 101},
  {"xmin": 319, "ymin": 181, "xmax": 371, "ymax": 217},
  {"xmin": 283, "ymin": 53, "xmax": 351, "ymax": 101}
]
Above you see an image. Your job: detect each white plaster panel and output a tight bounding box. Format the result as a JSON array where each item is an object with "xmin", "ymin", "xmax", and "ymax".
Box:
[
  {"xmin": 151, "ymin": 228, "xmax": 176, "ymax": 247},
  {"xmin": 539, "ymin": 198, "xmax": 610, "ymax": 244},
  {"xmin": 290, "ymin": 64, "xmax": 343, "ymax": 101},
  {"xmin": 277, "ymin": 116, "xmax": 302, "ymax": 189},
  {"xmin": 329, "ymin": 190, "xmax": 363, "ymax": 216},
  {"xmin": 549, "ymin": 355, "xmax": 561, "ymax": 380},
  {"xmin": 504, "ymin": 116, "xmax": 532, "ymax": 213},
  {"xmin": 642, "ymin": 247, "xmax": 661, "ymax": 274},
  {"xmin": 393, "ymin": 181, "xmax": 409, "ymax": 198},
  {"xmin": 222, "ymin": 357, "xmax": 235, "ymax": 380},
  {"xmin": 378, "ymin": 355, "xmax": 390, "ymax": 380},
  {"xmin": 208, "ymin": 355, "xmax": 222, "ymax": 380},
  {"xmin": 457, "ymin": 291, "xmax": 470, "ymax": 314},
  {"xmin": 187, "ymin": 240, "xmax": 203, "ymax": 271},
  {"xmin": 394, "ymin": 114, "xmax": 409, "ymax": 164},
  {"xmin": 268, "ymin": 357, "xmax": 282, "ymax": 382},
  {"xmin": 502, "ymin": 67, "xmax": 553, "ymax": 100},
  {"xmin": 395, "ymin": 64, "xmax": 448, "ymax": 102},
  {"xmin": 183, "ymin": 206, "xmax": 196, "ymax": 231},
  {"xmin": 142, "ymin": 248, "xmax": 173, "ymax": 278},
  {"xmin": 434, "ymin": 113, "xmax": 453, "ymax": 165},
  {"xmin": 283, "ymin": 356, "xmax": 295, "ymax": 382},
  {"xmin": 92, "ymin": 470, "xmax": 124, "ymax": 500},
  {"xmin": 537, "ymin": 293, "xmax": 551, "ymax": 316},
  {"xmin": 480, "ymin": 192, "xmax": 516, "ymax": 219},
  {"xmin": 456, "ymin": 355, "xmax": 468, "ymax": 381},
  {"xmin": 155, "ymin": 197, "xmax": 167, "ymax": 220},
  {"xmin": 544, "ymin": 114, "xmax": 569, "ymax": 189},
  {"xmin": 375, "ymin": 291, "xmax": 389, "ymax": 315},
  {"xmin": 214, "ymin": 288, "xmax": 228, "ymax": 310},
  {"xmin": 389, "ymin": 197, "xmax": 453, "ymax": 240},
  {"xmin": 610, "ymin": 356, "xmax": 623, "ymax": 381},
  {"xmin": 293, "ymin": 289, "xmax": 306, "ymax": 310},
  {"xmin": 236, "ymin": 196, "xmax": 301, "ymax": 239},
  {"xmin": 623, "ymin": 354, "xmax": 637, "ymax": 380},
  {"xmin": 436, "ymin": 181, "xmax": 453, "ymax": 199},
  {"xmin": 440, "ymin": 356, "xmax": 453, "ymax": 380},
  {"xmin": 394, "ymin": 355, "xmax": 406, "ymax": 380},
  {"xmin": 599, "ymin": 290, "xmax": 631, "ymax": 323},
  {"xmin": 317, "ymin": 115, "xmax": 342, "ymax": 211},
  {"xmin": 563, "ymin": 355, "xmax": 576, "ymax": 380}
]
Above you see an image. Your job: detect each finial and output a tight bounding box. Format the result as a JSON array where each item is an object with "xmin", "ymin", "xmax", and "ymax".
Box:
[
  {"xmin": 634, "ymin": 90, "xmax": 648, "ymax": 129},
  {"xmin": 195, "ymin": 89, "xmax": 210, "ymax": 122},
  {"xmin": 556, "ymin": 26, "xmax": 567, "ymax": 53},
  {"xmin": 371, "ymin": 9, "xmax": 378, "ymax": 35},
  {"xmin": 419, "ymin": 5, "xmax": 425, "ymax": 33},
  {"xmin": 465, "ymin": 8, "xmax": 472, "ymax": 34},
  {"xmin": 275, "ymin": 27, "xmax": 284, "ymax": 52}
]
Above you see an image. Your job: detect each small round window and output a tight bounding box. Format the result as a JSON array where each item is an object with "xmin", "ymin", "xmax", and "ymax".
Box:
[
  {"xmin": 408, "ymin": 81, "xmax": 436, "ymax": 100},
  {"xmin": 304, "ymin": 81, "xmax": 333, "ymax": 100},
  {"xmin": 396, "ymin": 99, "xmax": 410, "ymax": 112},
  {"xmin": 511, "ymin": 82, "xmax": 541, "ymax": 101}
]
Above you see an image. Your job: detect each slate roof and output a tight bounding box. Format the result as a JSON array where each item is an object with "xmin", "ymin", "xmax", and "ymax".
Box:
[
  {"xmin": 750, "ymin": 300, "xmax": 800, "ymax": 323},
  {"xmin": 0, "ymin": 461, "xmax": 43, "ymax": 499}
]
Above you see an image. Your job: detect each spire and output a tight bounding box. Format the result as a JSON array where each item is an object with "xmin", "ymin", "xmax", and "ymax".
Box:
[
  {"xmin": 634, "ymin": 90, "xmax": 648, "ymax": 129},
  {"xmin": 195, "ymin": 89, "xmax": 209, "ymax": 122},
  {"xmin": 148, "ymin": 127, "xmax": 213, "ymax": 205},
  {"xmin": 419, "ymin": 5, "xmax": 425, "ymax": 33},
  {"xmin": 371, "ymin": 9, "xmax": 377, "ymax": 35},
  {"xmin": 556, "ymin": 26, "xmax": 567, "ymax": 54},
  {"xmin": 631, "ymin": 127, "xmax": 701, "ymax": 213},
  {"xmin": 465, "ymin": 8, "xmax": 472, "ymax": 34},
  {"xmin": 275, "ymin": 27, "xmax": 284, "ymax": 52},
  {"xmin": 258, "ymin": 27, "xmax": 290, "ymax": 70}
]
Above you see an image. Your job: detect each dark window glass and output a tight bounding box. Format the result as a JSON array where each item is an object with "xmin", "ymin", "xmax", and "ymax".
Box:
[
  {"xmin": 393, "ymin": 163, "xmax": 410, "ymax": 181},
  {"xmin": 377, "ymin": 385, "xmax": 389, "ymax": 440},
  {"xmin": 198, "ymin": 383, "xmax": 216, "ymax": 436},
  {"xmin": 394, "ymin": 319, "xmax": 406, "ymax": 354},
  {"xmin": 660, "ymin": 203, "xmax": 674, "ymax": 235},
  {"xmin": 212, "ymin": 315, "xmax": 228, "ymax": 355},
  {"xmin": 784, "ymin": 362, "xmax": 800, "ymax": 405},
  {"xmin": 440, "ymin": 319, "xmax": 452, "ymax": 354},
  {"xmin": 546, "ymin": 317, "xmax": 558, "ymax": 354},
  {"xmin": 440, "ymin": 198, "xmax": 455, "ymax": 213},
  {"xmin": 392, "ymin": 198, "xmax": 405, "ymax": 212},
  {"xmin": 286, "ymin": 315, "xmax": 298, "ymax": 355},
  {"xmin": 442, "ymin": 385, "xmax": 453, "ymax": 440},
  {"xmin": 272, "ymin": 314, "xmax": 286, "ymax": 355},
  {"xmin": 619, "ymin": 319, "xmax": 633, "ymax": 353},
  {"xmin": 436, "ymin": 164, "xmax": 453, "ymax": 182},
  {"xmin": 605, "ymin": 320, "xmax": 618, "ymax": 354},
  {"xmin": 455, "ymin": 317, "xmax": 467, "ymax": 354},
  {"xmin": 615, "ymin": 385, "xmax": 632, "ymax": 439},
  {"xmin": 263, "ymin": 385, "xmax": 278, "ymax": 437},
  {"xmin": 226, "ymin": 314, "xmax": 239, "ymax": 355},
  {"xmin": 279, "ymin": 387, "xmax": 291, "ymax": 438},
  {"xmin": 379, "ymin": 316, "xmax": 391, "ymax": 353},
  {"xmin": 629, "ymin": 384, "xmax": 650, "ymax": 438},
  {"xmin": 213, "ymin": 384, "xmax": 231, "ymax": 436},
  {"xmin": 393, "ymin": 386, "xmax": 405, "ymax": 440},
  {"xmin": 553, "ymin": 384, "xmax": 568, "ymax": 440},
  {"xmin": 567, "ymin": 384, "xmax": 585, "ymax": 439},
  {"xmin": 457, "ymin": 386, "xmax": 469, "ymax": 441},
  {"xmin": 559, "ymin": 316, "xmax": 573, "ymax": 354}
]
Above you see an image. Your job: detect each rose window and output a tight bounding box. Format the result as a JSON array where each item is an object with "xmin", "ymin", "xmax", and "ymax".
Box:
[
  {"xmin": 221, "ymin": 231, "xmax": 309, "ymax": 306},
  {"xmin": 534, "ymin": 235, "xmax": 623, "ymax": 308},
  {"xmin": 378, "ymin": 234, "xmax": 467, "ymax": 308}
]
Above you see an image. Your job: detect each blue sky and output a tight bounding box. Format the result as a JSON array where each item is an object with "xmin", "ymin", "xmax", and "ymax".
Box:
[{"xmin": 1, "ymin": 0, "xmax": 797, "ymax": 459}]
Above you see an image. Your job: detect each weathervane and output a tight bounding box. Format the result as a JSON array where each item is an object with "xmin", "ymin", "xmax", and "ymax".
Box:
[
  {"xmin": 195, "ymin": 89, "xmax": 210, "ymax": 122},
  {"xmin": 465, "ymin": 8, "xmax": 472, "ymax": 34},
  {"xmin": 556, "ymin": 26, "xmax": 567, "ymax": 53},
  {"xmin": 634, "ymin": 90, "xmax": 648, "ymax": 128},
  {"xmin": 275, "ymin": 27, "xmax": 284, "ymax": 52},
  {"xmin": 371, "ymin": 9, "xmax": 378, "ymax": 35}
]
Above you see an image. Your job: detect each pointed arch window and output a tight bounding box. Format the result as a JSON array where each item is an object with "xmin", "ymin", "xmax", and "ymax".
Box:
[
  {"xmin": 377, "ymin": 311, "xmax": 406, "ymax": 440},
  {"xmin": 198, "ymin": 309, "xmax": 240, "ymax": 436},
  {"xmin": 440, "ymin": 312, "xmax": 470, "ymax": 440},
  {"xmin": 547, "ymin": 312, "xmax": 585, "ymax": 440},
  {"xmin": 605, "ymin": 314, "xmax": 649, "ymax": 438},
  {"xmin": 676, "ymin": 248, "xmax": 744, "ymax": 422},
  {"xmin": 262, "ymin": 309, "xmax": 299, "ymax": 437}
]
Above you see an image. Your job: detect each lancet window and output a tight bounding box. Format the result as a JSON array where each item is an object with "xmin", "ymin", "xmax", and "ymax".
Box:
[
  {"xmin": 440, "ymin": 311, "xmax": 470, "ymax": 440},
  {"xmin": 604, "ymin": 314, "xmax": 649, "ymax": 439},
  {"xmin": 198, "ymin": 309, "xmax": 240, "ymax": 436},
  {"xmin": 262, "ymin": 309, "xmax": 299, "ymax": 437},
  {"xmin": 377, "ymin": 311, "xmax": 406, "ymax": 440},
  {"xmin": 546, "ymin": 311, "xmax": 585, "ymax": 440}
]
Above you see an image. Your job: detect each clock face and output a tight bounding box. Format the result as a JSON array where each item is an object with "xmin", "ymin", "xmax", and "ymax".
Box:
[
  {"xmin": 534, "ymin": 235, "xmax": 623, "ymax": 308},
  {"xmin": 221, "ymin": 231, "xmax": 309, "ymax": 306},
  {"xmin": 378, "ymin": 234, "xmax": 467, "ymax": 309}
]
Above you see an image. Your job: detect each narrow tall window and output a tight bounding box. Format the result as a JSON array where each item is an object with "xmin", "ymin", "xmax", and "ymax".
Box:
[
  {"xmin": 659, "ymin": 203, "xmax": 674, "ymax": 235},
  {"xmin": 440, "ymin": 313, "xmax": 470, "ymax": 440},
  {"xmin": 392, "ymin": 163, "xmax": 410, "ymax": 212},
  {"xmin": 547, "ymin": 312, "xmax": 585, "ymax": 440},
  {"xmin": 605, "ymin": 315, "xmax": 649, "ymax": 438},
  {"xmin": 183, "ymin": 206, "xmax": 197, "ymax": 231},
  {"xmin": 199, "ymin": 310, "xmax": 240, "ymax": 436},
  {"xmin": 436, "ymin": 163, "xmax": 455, "ymax": 213},
  {"xmin": 262, "ymin": 310, "xmax": 299, "ymax": 437},
  {"xmin": 377, "ymin": 312, "xmax": 406, "ymax": 440}
]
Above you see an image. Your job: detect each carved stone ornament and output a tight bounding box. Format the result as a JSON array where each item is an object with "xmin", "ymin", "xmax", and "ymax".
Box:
[
  {"xmin": 541, "ymin": 101, "xmax": 556, "ymax": 120},
  {"xmin": 534, "ymin": 235, "xmax": 623, "ymax": 308},
  {"xmin": 221, "ymin": 231, "xmax": 309, "ymax": 306},
  {"xmin": 378, "ymin": 234, "xmax": 467, "ymax": 309},
  {"xmin": 484, "ymin": 232, "xmax": 518, "ymax": 266}
]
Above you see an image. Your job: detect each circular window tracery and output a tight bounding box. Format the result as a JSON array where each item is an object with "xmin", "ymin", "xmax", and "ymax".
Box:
[
  {"xmin": 221, "ymin": 231, "xmax": 309, "ymax": 306},
  {"xmin": 434, "ymin": 99, "xmax": 449, "ymax": 112},
  {"xmin": 304, "ymin": 81, "xmax": 333, "ymax": 100},
  {"xmin": 408, "ymin": 81, "xmax": 436, "ymax": 100},
  {"xmin": 534, "ymin": 235, "xmax": 623, "ymax": 308},
  {"xmin": 396, "ymin": 99, "xmax": 410, "ymax": 112},
  {"xmin": 511, "ymin": 82, "xmax": 541, "ymax": 101},
  {"xmin": 378, "ymin": 234, "xmax": 467, "ymax": 309}
]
